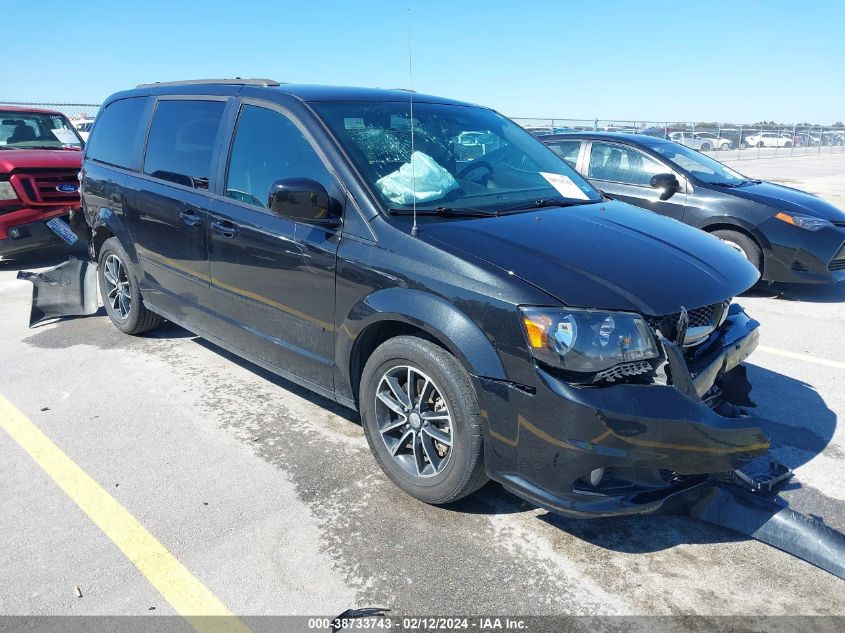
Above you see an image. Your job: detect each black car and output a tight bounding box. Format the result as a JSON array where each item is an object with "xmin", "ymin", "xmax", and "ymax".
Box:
[
  {"xmin": 542, "ymin": 132, "xmax": 845, "ymax": 284},
  {"xmin": 80, "ymin": 79, "xmax": 765, "ymax": 517}
]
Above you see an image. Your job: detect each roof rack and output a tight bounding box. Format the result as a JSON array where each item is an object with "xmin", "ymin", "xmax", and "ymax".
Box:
[{"xmin": 135, "ymin": 78, "xmax": 280, "ymax": 88}]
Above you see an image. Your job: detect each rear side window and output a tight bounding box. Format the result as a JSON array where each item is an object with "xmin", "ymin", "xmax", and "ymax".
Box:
[
  {"xmin": 86, "ymin": 97, "xmax": 147, "ymax": 168},
  {"xmin": 547, "ymin": 140, "xmax": 581, "ymax": 168},
  {"xmin": 143, "ymin": 100, "xmax": 226, "ymax": 190}
]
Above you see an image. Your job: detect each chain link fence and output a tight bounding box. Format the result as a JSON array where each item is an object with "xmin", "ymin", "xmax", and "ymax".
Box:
[
  {"xmin": 512, "ymin": 117, "xmax": 845, "ymax": 160},
  {"xmin": 0, "ymin": 101, "xmax": 101, "ymax": 123},
  {"xmin": 3, "ymin": 101, "xmax": 842, "ymax": 161}
]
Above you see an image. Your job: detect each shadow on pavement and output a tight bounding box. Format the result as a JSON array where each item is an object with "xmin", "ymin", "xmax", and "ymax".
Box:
[
  {"xmin": 0, "ymin": 242, "xmax": 87, "ymax": 271},
  {"xmin": 744, "ymin": 280, "xmax": 845, "ymax": 303}
]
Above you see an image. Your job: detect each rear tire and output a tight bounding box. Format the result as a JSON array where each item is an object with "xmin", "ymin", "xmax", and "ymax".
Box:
[
  {"xmin": 359, "ymin": 335, "xmax": 487, "ymax": 505},
  {"xmin": 712, "ymin": 229, "xmax": 763, "ymax": 273},
  {"xmin": 98, "ymin": 237, "xmax": 162, "ymax": 335}
]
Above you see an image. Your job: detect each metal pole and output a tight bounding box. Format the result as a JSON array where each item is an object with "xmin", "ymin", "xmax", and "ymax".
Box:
[
  {"xmin": 791, "ymin": 123, "xmax": 796, "ymax": 157},
  {"xmin": 738, "ymin": 123, "xmax": 743, "ymax": 160},
  {"xmin": 757, "ymin": 123, "xmax": 763, "ymax": 159}
]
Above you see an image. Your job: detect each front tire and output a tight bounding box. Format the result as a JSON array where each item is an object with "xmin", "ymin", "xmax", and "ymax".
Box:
[
  {"xmin": 98, "ymin": 237, "xmax": 162, "ymax": 335},
  {"xmin": 359, "ymin": 335, "xmax": 487, "ymax": 505},
  {"xmin": 712, "ymin": 229, "xmax": 763, "ymax": 273}
]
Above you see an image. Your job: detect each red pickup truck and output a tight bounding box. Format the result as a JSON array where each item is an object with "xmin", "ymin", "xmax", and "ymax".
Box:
[{"xmin": 0, "ymin": 106, "xmax": 84, "ymax": 259}]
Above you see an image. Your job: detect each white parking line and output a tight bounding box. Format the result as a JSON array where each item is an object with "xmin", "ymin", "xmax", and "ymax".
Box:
[{"xmin": 758, "ymin": 345, "xmax": 845, "ymax": 371}]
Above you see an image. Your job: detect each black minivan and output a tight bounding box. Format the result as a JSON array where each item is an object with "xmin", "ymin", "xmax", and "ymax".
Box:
[{"xmin": 81, "ymin": 79, "xmax": 767, "ymax": 517}]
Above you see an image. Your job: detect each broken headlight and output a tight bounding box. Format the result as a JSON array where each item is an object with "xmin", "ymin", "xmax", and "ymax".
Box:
[{"xmin": 519, "ymin": 307, "xmax": 658, "ymax": 374}]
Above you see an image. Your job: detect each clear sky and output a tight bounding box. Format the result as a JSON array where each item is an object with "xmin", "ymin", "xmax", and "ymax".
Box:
[{"xmin": 5, "ymin": 0, "xmax": 844, "ymax": 124}]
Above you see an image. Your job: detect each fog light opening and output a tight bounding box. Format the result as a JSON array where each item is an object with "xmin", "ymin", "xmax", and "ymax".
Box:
[
  {"xmin": 9, "ymin": 227, "xmax": 22, "ymax": 239},
  {"xmin": 588, "ymin": 468, "xmax": 605, "ymax": 488}
]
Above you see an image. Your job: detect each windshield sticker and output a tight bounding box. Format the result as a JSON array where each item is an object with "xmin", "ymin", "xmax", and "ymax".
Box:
[
  {"xmin": 344, "ymin": 117, "xmax": 365, "ymax": 130},
  {"xmin": 50, "ymin": 128, "xmax": 79, "ymax": 144},
  {"xmin": 539, "ymin": 172, "xmax": 590, "ymax": 200}
]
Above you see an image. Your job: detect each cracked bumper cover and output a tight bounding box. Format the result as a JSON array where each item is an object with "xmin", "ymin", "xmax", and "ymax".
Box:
[{"xmin": 478, "ymin": 305, "xmax": 768, "ymax": 517}]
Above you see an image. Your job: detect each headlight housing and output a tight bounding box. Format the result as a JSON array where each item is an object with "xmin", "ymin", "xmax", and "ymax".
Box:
[
  {"xmin": 774, "ymin": 212, "xmax": 833, "ymax": 231},
  {"xmin": 0, "ymin": 181, "xmax": 19, "ymax": 201},
  {"xmin": 520, "ymin": 307, "xmax": 659, "ymax": 374}
]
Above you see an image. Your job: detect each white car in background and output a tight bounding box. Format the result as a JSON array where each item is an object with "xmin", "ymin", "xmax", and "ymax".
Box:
[
  {"xmin": 74, "ymin": 119, "xmax": 95, "ymax": 142},
  {"xmin": 668, "ymin": 131, "xmax": 732, "ymax": 151},
  {"xmin": 744, "ymin": 131, "xmax": 793, "ymax": 148}
]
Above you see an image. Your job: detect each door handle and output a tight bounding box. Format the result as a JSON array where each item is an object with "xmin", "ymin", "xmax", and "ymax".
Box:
[
  {"xmin": 179, "ymin": 207, "xmax": 203, "ymax": 226},
  {"xmin": 210, "ymin": 220, "xmax": 239, "ymax": 238}
]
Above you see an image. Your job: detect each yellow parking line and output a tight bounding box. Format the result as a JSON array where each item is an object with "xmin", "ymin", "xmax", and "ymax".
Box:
[
  {"xmin": 758, "ymin": 345, "xmax": 845, "ymax": 371},
  {"xmin": 0, "ymin": 394, "xmax": 250, "ymax": 633}
]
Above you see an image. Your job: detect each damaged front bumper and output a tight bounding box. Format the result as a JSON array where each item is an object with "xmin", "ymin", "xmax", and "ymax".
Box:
[
  {"xmin": 17, "ymin": 257, "xmax": 99, "ymax": 327},
  {"xmin": 479, "ymin": 304, "xmax": 768, "ymax": 518}
]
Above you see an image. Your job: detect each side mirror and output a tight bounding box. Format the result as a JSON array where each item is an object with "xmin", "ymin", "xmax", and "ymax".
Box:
[
  {"xmin": 650, "ymin": 173, "xmax": 682, "ymax": 200},
  {"xmin": 268, "ymin": 178, "xmax": 340, "ymax": 227}
]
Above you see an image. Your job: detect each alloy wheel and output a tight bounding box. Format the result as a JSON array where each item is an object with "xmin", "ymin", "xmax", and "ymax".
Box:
[
  {"xmin": 103, "ymin": 253, "xmax": 131, "ymax": 319},
  {"xmin": 374, "ymin": 365, "xmax": 453, "ymax": 478}
]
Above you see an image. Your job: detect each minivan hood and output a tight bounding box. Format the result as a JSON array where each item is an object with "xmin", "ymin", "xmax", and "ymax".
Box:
[
  {"xmin": 0, "ymin": 148, "xmax": 83, "ymax": 172},
  {"xmin": 422, "ymin": 200, "xmax": 759, "ymax": 316},
  {"xmin": 718, "ymin": 181, "xmax": 845, "ymax": 222}
]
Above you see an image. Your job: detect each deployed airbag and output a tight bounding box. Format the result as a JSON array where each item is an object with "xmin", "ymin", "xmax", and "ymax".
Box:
[{"xmin": 376, "ymin": 151, "xmax": 458, "ymax": 205}]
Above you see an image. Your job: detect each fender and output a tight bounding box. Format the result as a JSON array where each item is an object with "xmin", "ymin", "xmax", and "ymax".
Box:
[
  {"xmin": 336, "ymin": 287, "xmax": 508, "ymax": 401},
  {"xmin": 695, "ymin": 214, "xmax": 772, "ymax": 252},
  {"xmin": 90, "ymin": 206, "xmax": 143, "ymax": 275}
]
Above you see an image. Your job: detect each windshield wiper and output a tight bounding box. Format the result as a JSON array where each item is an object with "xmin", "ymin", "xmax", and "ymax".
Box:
[
  {"xmin": 499, "ymin": 198, "xmax": 594, "ymax": 214},
  {"xmin": 712, "ymin": 179, "xmax": 760, "ymax": 188},
  {"xmin": 387, "ymin": 206, "xmax": 499, "ymax": 217},
  {"xmin": 21, "ymin": 145, "xmax": 79, "ymax": 151}
]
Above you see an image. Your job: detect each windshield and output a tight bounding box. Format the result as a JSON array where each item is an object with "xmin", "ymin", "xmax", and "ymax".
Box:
[
  {"xmin": 649, "ymin": 141, "xmax": 747, "ymax": 185},
  {"xmin": 0, "ymin": 110, "xmax": 83, "ymax": 149},
  {"xmin": 312, "ymin": 101, "xmax": 601, "ymax": 214}
]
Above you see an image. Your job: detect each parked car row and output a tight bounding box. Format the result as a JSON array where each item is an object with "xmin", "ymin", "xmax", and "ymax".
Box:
[{"xmin": 526, "ymin": 124, "xmax": 845, "ymax": 151}]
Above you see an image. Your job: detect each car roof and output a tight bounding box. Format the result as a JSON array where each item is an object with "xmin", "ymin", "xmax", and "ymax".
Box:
[
  {"xmin": 110, "ymin": 80, "xmax": 482, "ymax": 108},
  {"xmin": 540, "ymin": 131, "xmax": 675, "ymax": 147},
  {"xmin": 0, "ymin": 105, "xmax": 66, "ymax": 116}
]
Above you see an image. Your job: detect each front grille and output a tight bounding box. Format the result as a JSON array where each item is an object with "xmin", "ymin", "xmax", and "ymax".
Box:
[
  {"xmin": 10, "ymin": 168, "xmax": 80, "ymax": 205},
  {"xmin": 647, "ymin": 301, "xmax": 728, "ymax": 346},
  {"xmin": 829, "ymin": 244, "xmax": 845, "ymax": 271},
  {"xmin": 594, "ymin": 361, "xmax": 653, "ymax": 383}
]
